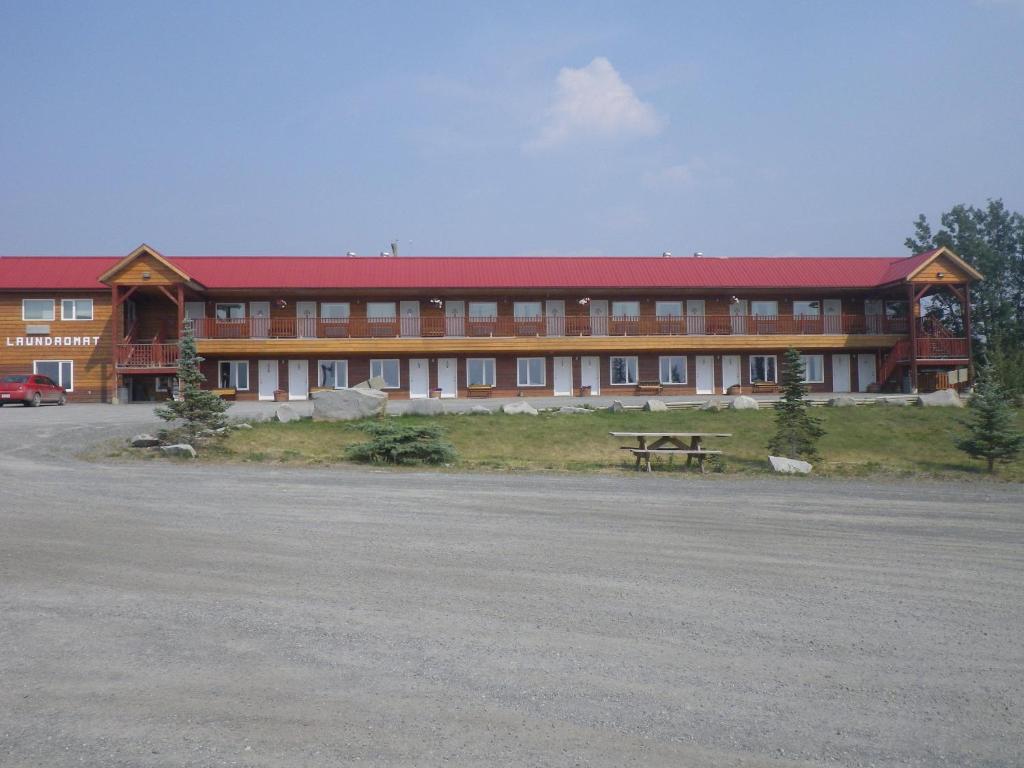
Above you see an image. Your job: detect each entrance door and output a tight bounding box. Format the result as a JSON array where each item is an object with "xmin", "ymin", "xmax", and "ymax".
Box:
[
  {"xmin": 258, "ymin": 360, "xmax": 278, "ymax": 401},
  {"xmin": 184, "ymin": 301, "xmax": 205, "ymax": 336},
  {"xmin": 437, "ymin": 358, "xmax": 458, "ymax": 398},
  {"xmin": 296, "ymin": 301, "xmax": 317, "ymax": 338},
  {"xmin": 445, "ymin": 301, "xmax": 465, "ymax": 336},
  {"xmin": 409, "ymin": 358, "xmax": 429, "ymax": 398},
  {"xmin": 865, "ymin": 299, "xmax": 884, "ymax": 334},
  {"xmin": 580, "ymin": 356, "xmax": 600, "ymax": 395},
  {"xmin": 730, "ymin": 299, "xmax": 749, "ymax": 334},
  {"xmin": 553, "ymin": 356, "xmax": 573, "ymax": 396},
  {"xmin": 590, "ymin": 300, "xmax": 609, "ymax": 336},
  {"xmin": 857, "ymin": 354, "xmax": 876, "ymax": 392},
  {"xmin": 685, "ymin": 300, "xmax": 706, "ymax": 335},
  {"xmin": 722, "ymin": 355, "xmax": 741, "ymax": 393},
  {"xmin": 400, "ymin": 301, "xmax": 421, "ymax": 337},
  {"xmin": 288, "ymin": 360, "xmax": 309, "ymax": 400},
  {"xmin": 695, "ymin": 355, "xmax": 715, "ymax": 394},
  {"xmin": 823, "ymin": 299, "xmax": 842, "ymax": 334},
  {"xmin": 546, "ymin": 300, "xmax": 565, "ymax": 336},
  {"xmin": 832, "ymin": 354, "xmax": 851, "ymax": 393},
  {"xmin": 250, "ymin": 301, "xmax": 271, "ymax": 338}
]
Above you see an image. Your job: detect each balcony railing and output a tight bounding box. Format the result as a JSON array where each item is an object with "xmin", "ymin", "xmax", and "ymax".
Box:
[
  {"xmin": 116, "ymin": 342, "xmax": 180, "ymax": 369},
  {"xmin": 189, "ymin": 314, "xmax": 910, "ymax": 341}
]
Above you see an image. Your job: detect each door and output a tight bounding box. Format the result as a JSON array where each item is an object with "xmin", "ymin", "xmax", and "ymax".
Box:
[
  {"xmin": 445, "ymin": 301, "xmax": 465, "ymax": 336},
  {"xmin": 832, "ymin": 354, "xmax": 851, "ymax": 393},
  {"xmin": 409, "ymin": 358, "xmax": 429, "ymax": 398},
  {"xmin": 730, "ymin": 299, "xmax": 749, "ymax": 334},
  {"xmin": 686, "ymin": 300, "xmax": 706, "ymax": 335},
  {"xmin": 400, "ymin": 301, "xmax": 421, "ymax": 337},
  {"xmin": 865, "ymin": 299, "xmax": 884, "ymax": 334},
  {"xmin": 857, "ymin": 354, "xmax": 876, "ymax": 392},
  {"xmin": 296, "ymin": 301, "xmax": 317, "ymax": 338},
  {"xmin": 580, "ymin": 356, "xmax": 600, "ymax": 395},
  {"xmin": 722, "ymin": 355, "xmax": 741, "ymax": 393},
  {"xmin": 590, "ymin": 300, "xmax": 609, "ymax": 336},
  {"xmin": 546, "ymin": 300, "xmax": 565, "ymax": 336},
  {"xmin": 258, "ymin": 360, "xmax": 278, "ymax": 400},
  {"xmin": 250, "ymin": 301, "xmax": 271, "ymax": 338},
  {"xmin": 823, "ymin": 299, "xmax": 842, "ymax": 334},
  {"xmin": 553, "ymin": 356, "xmax": 573, "ymax": 396},
  {"xmin": 288, "ymin": 360, "xmax": 309, "ymax": 400},
  {"xmin": 437, "ymin": 358, "xmax": 458, "ymax": 398},
  {"xmin": 695, "ymin": 355, "xmax": 715, "ymax": 395}
]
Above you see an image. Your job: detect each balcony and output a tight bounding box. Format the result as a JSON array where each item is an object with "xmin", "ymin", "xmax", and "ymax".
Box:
[{"xmin": 116, "ymin": 342, "xmax": 180, "ymax": 370}]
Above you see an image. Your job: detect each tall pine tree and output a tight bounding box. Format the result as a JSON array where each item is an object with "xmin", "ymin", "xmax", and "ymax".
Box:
[
  {"xmin": 155, "ymin": 322, "xmax": 229, "ymax": 443},
  {"xmin": 768, "ymin": 348, "xmax": 825, "ymax": 461},
  {"xmin": 954, "ymin": 364, "xmax": 1024, "ymax": 473}
]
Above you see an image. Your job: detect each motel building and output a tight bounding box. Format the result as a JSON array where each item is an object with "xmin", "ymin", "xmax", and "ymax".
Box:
[{"xmin": 0, "ymin": 244, "xmax": 982, "ymax": 404}]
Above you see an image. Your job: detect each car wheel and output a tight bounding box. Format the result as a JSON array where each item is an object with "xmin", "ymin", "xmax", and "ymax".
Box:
[
  {"xmin": 58, "ymin": 394, "xmax": 67, "ymax": 406},
  {"xmin": 29, "ymin": 392, "xmax": 42, "ymax": 407}
]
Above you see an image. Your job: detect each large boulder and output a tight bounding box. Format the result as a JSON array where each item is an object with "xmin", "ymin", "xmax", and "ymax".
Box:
[
  {"xmin": 161, "ymin": 444, "xmax": 197, "ymax": 459},
  {"xmin": 275, "ymin": 404, "xmax": 300, "ymax": 423},
  {"xmin": 129, "ymin": 434, "xmax": 161, "ymax": 448},
  {"xmin": 404, "ymin": 398, "xmax": 446, "ymax": 416},
  {"xmin": 312, "ymin": 388, "xmax": 388, "ymax": 421},
  {"xmin": 644, "ymin": 399, "xmax": 668, "ymax": 412},
  {"xmin": 700, "ymin": 399, "xmax": 726, "ymax": 412},
  {"xmin": 730, "ymin": 395, "xmax": 759, "ymax": 410},
  {"xmin": 609, "ymin": 400, "xmax": 627, "ymax": 413},
  {"xmin": 503, "ymin": 401, "xmax": 539, "ymax": 415},
  {"xmin": 469, "ymin": 405, "xmax": 493, "ymax": 415},
  {"xmin": 769, "ymin": 455, "xmax": 812, "ymax": 474},
  {"xmin": 917, "ymin": 389, "xmax": 964, "ymax": 408},
  {"xmin": 828, "ymin": 396, "xmax": 858, "ymax": 407}
]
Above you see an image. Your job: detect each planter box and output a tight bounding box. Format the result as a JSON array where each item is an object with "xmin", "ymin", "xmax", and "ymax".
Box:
[{"xmin": 273, "ymin": 389, "xmax": 289, "ymax": 402}]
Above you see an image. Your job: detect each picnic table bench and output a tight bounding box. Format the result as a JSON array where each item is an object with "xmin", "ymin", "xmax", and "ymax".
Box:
[{"xmin": 609, "ymin": 431, "xmax": 732, "ymax": 474}]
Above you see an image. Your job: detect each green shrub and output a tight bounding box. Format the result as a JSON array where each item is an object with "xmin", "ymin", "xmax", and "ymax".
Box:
[{"xmin": 345, "ymin": 422, "xmax": 456, "ymax": 465}]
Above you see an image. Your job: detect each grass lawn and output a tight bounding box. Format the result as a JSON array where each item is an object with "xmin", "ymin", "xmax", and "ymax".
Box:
[{"xmin": 166, "ymin": 405, "xmax": 1024, "ymax": 481}]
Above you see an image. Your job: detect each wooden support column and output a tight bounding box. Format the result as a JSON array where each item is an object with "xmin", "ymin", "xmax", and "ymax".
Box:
[
  {"xmin": 908, "ymin": 282, "xmax": 919, "ymax": 394},
  {"xmin": 110, "ymin": 285, "xmax": 121, "ymax": 404},
  {"xmin": 963, "ymin": 283, "xmax": 974, "ymax": 387},
  {"xmin": 176, "ymin": 283, "xmax": 185, "ymax": 336}
]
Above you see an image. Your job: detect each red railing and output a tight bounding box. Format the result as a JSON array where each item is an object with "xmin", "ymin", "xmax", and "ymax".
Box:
[
  {"xmin": 115, "ymin": 343, "xmax": 180, "ymax": 369},
  {"xmin": 188, "ymin": 314, "xmax": 910, "ymax": 340},
  {"xmin": 916, "ymin": 337, "xmax": 968, "ymax": 359}
]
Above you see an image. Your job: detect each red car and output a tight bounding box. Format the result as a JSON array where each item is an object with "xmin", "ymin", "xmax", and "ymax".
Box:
[{"xmin": 0, "ymin": 374, "xmax": 68, "ymax": 407}]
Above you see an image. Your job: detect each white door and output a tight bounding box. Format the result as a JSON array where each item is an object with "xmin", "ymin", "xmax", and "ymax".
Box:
[
  {"xmin": 184, "ymin": 301, "xmax": 206, "ymax": 336},
  {"xmin": 695, "ymin": 355, "xmax": 715, "ymax": 394},
  {"xmin": 686, "ymin": 300, "xmax": 706, "ymax": 335},
  {"xmin": 722, "ymin": 355, "xmax": 741, "ymax": 393},
  {"xmin": 553, "ymin": 356, "xmax": 573, "ymax": 396},
  {"xmin": 823, "ymin": 299, "xmax": 842, "ymax": 334},
  {"xmin": 857, "ymin": 354, "xmax": 876, "ymax": 392},
  {"xmin": 546, "ymin": 300, "xmax": 565, "ymax": 336},
  {"xmin": 730, "ymin": 299, "xmax": 749, "ymax": 334},
  {"xmin": 288, "ymin": 360, "xmax": 309, "ymax": 400},
  {"xmin": 590, "ymin": 300, "xmax": 609, "ymax": 336},
  {"xmin": 296, "ymin": 301, "xmax": 317, "ymax": 338},
  {"xmin": 400, "ymin": 301, "xmax": 421, "ymax": 337},
  {"xmin": 409, "ymin": 358, "xmax": 429, "ymax": 398},
  {"xmin": 580, "ymin": 356, "xmax": 600, "ymax": 395},
  {"xmin": 445, "ymin": 301, "xmax": 465, "ymax": 336},
  {"xmin": 250, "ymin": 301, "xmax": 271, "ymax": 338},
  {"xmin": 832, "ymin": 354, "xmax": 851, "ymax": 393},
  {"xmin": 437, "ymin": 358, "xmax": 458, "ymax": 398},
  {"xmin": 258, "ymin": 360, "xmax": 278, "ymax": 401},
  {"xmin": 865, "ymin": 299, "xmax": 884, "ymax": 334}
]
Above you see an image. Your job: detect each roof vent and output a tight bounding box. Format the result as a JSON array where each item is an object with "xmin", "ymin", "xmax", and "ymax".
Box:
[
  {"xmin": 346, "ymin": 251, "xmax": 357, "ymax": 257},
  {"xmin": 693, "ymin": 252, "xmax": 703, "ymax": 258},
  {"xmin": 662, "ymin": 251, "xmax": 672, "ymax": 258}
]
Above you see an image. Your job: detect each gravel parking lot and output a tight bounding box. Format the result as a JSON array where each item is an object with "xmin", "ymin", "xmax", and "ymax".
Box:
[{"xmin": 1, "ymin": 404, "xmax": 1022, "ymax": 766}]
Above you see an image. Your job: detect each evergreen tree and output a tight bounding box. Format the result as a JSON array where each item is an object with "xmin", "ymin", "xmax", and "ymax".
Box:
[
  {"xmin": 155, "ymin": 322, "xmax": 229, "ymax": 443},
  {"xmin": 768, "ymin": 348, "xmax": 825, "ymax": 460},
  {"xmin": 954, "ymin": 364, "xmax": 1024, "ymax": 473}
]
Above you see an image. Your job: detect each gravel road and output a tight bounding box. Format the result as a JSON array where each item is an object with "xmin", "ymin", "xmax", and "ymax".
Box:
[{"xmin": 1, "ymin": 404, "xmax": 1022, "ymax": 767}]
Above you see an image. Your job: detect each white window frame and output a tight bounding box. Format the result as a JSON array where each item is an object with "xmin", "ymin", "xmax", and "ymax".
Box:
[
  {"xmin": 611, "ymin": 300, "xmax": 640, "ymax": 318},
  {"xmin": 22, "ymin": 298, "xmax": 55, "ymax": 321},
  {"xmin": 659, "ymin": 355, "xmax": 687, "ymax": 385},
  {"xmin": 800, "ymin": 354, "xmax": 825, "ymax": 384},
  {"xmin": 317, "ymin": 359, "xmax": 349, "ymax": 389},
  {"xmin": 655, "ymin": 301, "xmax": 682, "ymax": 317},
  {"xmin": 513, "ymin": 301, "xmax": 543, "ymax": 318},
  {"xmin": 60, "ymin": 298, "xmax": 94, "ymax": 321},
  {"xmin": 218, "ymin": 360, "xmax": 250, "ymax": 390},
  {"xmin": 751, "ymin": 300, "xmax": 779, "ymax": 317},
  {"xmin": 468, "ymin": 301, "xmax": 498, "ymax": 318},
  {"xmin": 370, "ymin": 359, "xmax": 400, "ymax": 389},
  {"xmin": 33, "ymin": 360, "xmax": 73, "ymax": 391},
  {"xmin": 516, "ymin": 357, "xmax": 546, "ymax": 387},
  {"xmin": 792, "ymin": 300, "xmax": 820, "ymax": 317},
  {"xmin": 366, "ymin": 302, "xmax": 396, "ymax": 319},
  {"xmin": 320, "ymin": 302, "xmax": 351, "ymax": 319},
  {"xmin": 467, "ymin": 358, "xmax": 496, "ymax": 387},
  {"xmin": 215, "ymin": 303, "xmax": 246, "ymax": 320},
  {"xmin": 610, "ymin": 356, "xmax": 639, "ymax": 385},
  {"xmin": 749, "ymin": 355, "xmax": 777, "ymax": 383}
]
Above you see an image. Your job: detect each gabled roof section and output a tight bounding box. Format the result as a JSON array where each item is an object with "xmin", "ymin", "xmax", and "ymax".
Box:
[
  {"xmin": 877, "ymin": 247, "xmax": 983, "ymax": 285},
  {"xmin": 97, "ymin": 244, "xmax": 204, "ymax": 287}
]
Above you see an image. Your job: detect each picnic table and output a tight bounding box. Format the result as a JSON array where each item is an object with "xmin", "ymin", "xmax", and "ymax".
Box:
[{"xmin": 609, "ymin": 431, "xmax": 732, "ymax": 474}]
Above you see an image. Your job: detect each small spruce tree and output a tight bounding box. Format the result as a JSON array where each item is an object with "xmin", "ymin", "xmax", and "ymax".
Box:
[
  {"xmin": 954, "ymin": 364, "xmax": 1024, "ymax": 473},
  {"xmin": 155, "ymin": 322, "xmax": 229, "ymax": 444},
  {"xmin": 768, "ymin": 347, "xmax": 825, "ymax": 460}
]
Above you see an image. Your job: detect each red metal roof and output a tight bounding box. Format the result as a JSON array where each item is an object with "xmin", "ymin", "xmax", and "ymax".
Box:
[{"xmin": 0, "ymin": 251, "xmax": 943, "ymax": 291}]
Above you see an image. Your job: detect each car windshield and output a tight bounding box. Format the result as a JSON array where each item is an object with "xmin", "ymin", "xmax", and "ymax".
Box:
[{"xmin": 1, "ymin": 375, "xmax": 29, "ymax": 383}]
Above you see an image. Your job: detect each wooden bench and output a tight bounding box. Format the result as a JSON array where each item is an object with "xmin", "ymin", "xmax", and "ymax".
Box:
[
  {"xmin": 210, "ymin": 387, "xmax": 237, "ymax": 400},
  {"xmin": 467, "ymin": 385, "xmax": 492, "ymax": 398},
  {"xmin": 627, "ymin": 447, "xmax": 722, "ymax": 473},
  {"xmin": 635, "ymin": 380, "xmax": 663, "ymax": 395},
  {"xmin": 751, "ymin": 381, "xmax": 779, "ymax": 394}
]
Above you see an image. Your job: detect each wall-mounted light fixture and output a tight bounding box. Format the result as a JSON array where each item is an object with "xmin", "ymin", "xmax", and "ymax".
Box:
[
  {"xmin": 578, "ymin": 297, "xmax": 591, "ymax": 305},
  {"xmin": 936, "ymin": 271, "xmax": 945, "ymax": 279},
  {"xmin": 142, "ymin": 272, "xmax": 151, "ymax": 280},
  {"xmin": 428, "ymin": 298, "xmax": 444, "ymax": 308},
  {"xmin": 274, "ymin": 299, "xmax": 288, "ymax": 309},
  {"xmin": 729, "ymin": 295, "xmax": 740, "ymax": 305}
]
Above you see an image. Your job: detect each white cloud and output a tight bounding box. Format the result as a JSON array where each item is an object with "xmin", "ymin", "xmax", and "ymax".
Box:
[{"xmin": 525, "ymin": 57, "xmax": 663, "ymax": 152}]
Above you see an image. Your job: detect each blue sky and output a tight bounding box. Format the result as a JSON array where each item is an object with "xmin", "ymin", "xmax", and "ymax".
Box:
[{"xmin": 1, "ymin": 1, "xmax": 1022, "ymax": 257}]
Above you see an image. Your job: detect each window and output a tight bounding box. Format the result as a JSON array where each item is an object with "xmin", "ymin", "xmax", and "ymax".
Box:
[
  {"xmin": 366, "ymin": 302, "xmax": 396, "ymax": 319},
  {"xmin": 218, "ymin": 361, "xmax": 249, "ymax": 390},
  {"xmin": 884, "ymin": 300, "xmax": 909, "ymax": 319},
  {"xmin": 659, "ymin": 356, "xmax": 687, "ymax": 384},
  {"xmin": 33, "ymin": 360, "xmax": 73, "ymax": 391},
  {"xmin": 215, "ymin": 303, "xmax": 245, "ymax": 320},
  {"xmin": 750, "ymin": 355, "xmax": 777, "ymax": 383},
  {"xmin": 318, "ymin": 360, "xmax": 349, "ymax": 389},
  {"xmin": 611, "ymin": 300, "xmax": 640, "ymax": 318},
  {"xmin": 513, "ymin": 301, "xmax": 542, "ymax": 318},
  {"xmin": 800, "ymin": 355, "xmax": 825, "ymax": 384},
  {"xmin": 321, "ymin": 303, "xmax": 350, "ymax": 319},
  {"xmin": 517, "ymin": 357, "xmax": 546, "ymax": 387},
  {"xmin": 370, "ymin": 359, "xmax": 400, "ymax": 389},
  {"xmin": 751, "ymin": 300, "xmax": 778, "ymax": 317},
  {"xmin": 792, "ymin": 300, "xmax": 820, "ymax": 317},
  {"xmin": 610, "ymin": 356, "xmax": 638, "ymax": 385},
  {"xmin": 467, "ymin": 358, "xmax": 496, "ymax": 387},
  {"xmin": 60, "ymin": 298, "xmax": 94, "ymax": 321},
  {"xmin": 656, "ymin": 301, "xmax": 682, "ymax": 317},
  {"xmin": 22, "ymin": 299, "xmax": 55, "ymax": 321},
  {"xmin": 155, "ymin": 375, "xmax": 175, "ymax": 393},
  {"xmin": 468, "ymin": 301, "xmax": 498, "ymax": 318}
]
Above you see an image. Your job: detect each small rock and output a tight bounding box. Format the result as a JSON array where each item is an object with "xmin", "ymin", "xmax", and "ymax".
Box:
[
  {"xmin": 916, "ymin": 389, "xmax": 964, "ymax": 407},
  {"xmin": 730, "ymin": 395, "xmax": 759, "ymax": 410},
  {"xmin": 502, "ymin": 401, "xmax": 539, "ymax": 415},
  {"xmin": 469, "ymin": 405, "xmax": 493, "ymax": 415},
  {"xmin": 129, "ymin": 434, "xmax": 161, "ymax": 448},
  {"xmin": 769, "ymin": 455, "xmax": 812, "ymax": 474},
  {"xmin": 275, "ymin": 404, "xmax": 300, "ymax": 423},
  {"xmin": 828, "ymin": 396, "xmax": 858, "ymax": 407},
  {"xmin": 404, "ymin": 398, "xmax": 446, "ymax": 416},
  {"xmin": 644, "ymin": 399, "xmax": 668, "ymax": 412},
  {"xmin": 609, "ymin": 400, "xmax": 626, "ymax": 413},
  {"xmin": 700, "ymin": 399, "xmax": 725, "ymax": 412},
  {"xmin": 161, "ymin": 444, "xmax": 197, "ymax": 459},
  {"xmin": 234, "ymin": 422, "xmax": 253, "ymax": 429},
  {"xmin": 558, "ymin": 406, "xmax": 593, "ymax": 414}
]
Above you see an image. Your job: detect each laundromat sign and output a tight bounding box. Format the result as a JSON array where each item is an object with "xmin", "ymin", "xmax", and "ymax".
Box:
[{"xmin": 6, "ymin": 335, "xmax": 102, "ymax": 347}]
